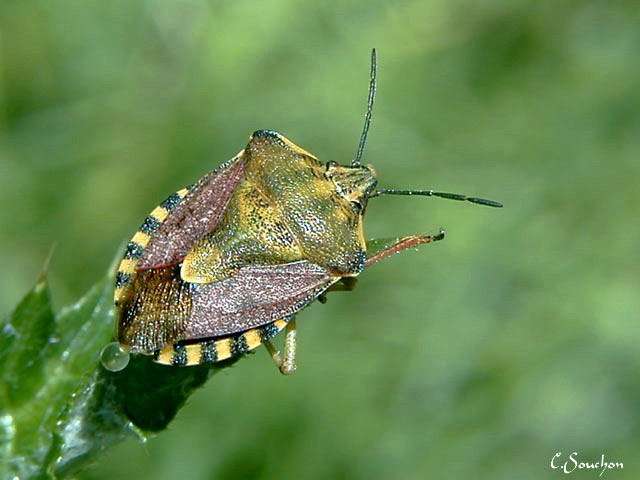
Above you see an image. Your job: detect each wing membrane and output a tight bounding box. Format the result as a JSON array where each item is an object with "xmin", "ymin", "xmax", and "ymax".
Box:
[
  {"xmin": 118, "ymin": 261, "xmax": 339, "ymax": 352},
  {"xmin": 186, "ymin": 261, "xmax": 339, "ymax": 338}
]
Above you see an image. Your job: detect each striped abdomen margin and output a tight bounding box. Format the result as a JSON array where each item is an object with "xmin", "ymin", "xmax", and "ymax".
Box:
[
  {"xmin": 114, "ymin": 187, "xmax": 192, "ymax": 305},
  {"xmin": 154, "ymin": 318, "xmax": 290, "ymax": 366}
]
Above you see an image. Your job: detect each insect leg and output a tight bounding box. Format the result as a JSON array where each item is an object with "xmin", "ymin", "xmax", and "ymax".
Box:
[
  {"xmin": 365, "ymin": 229, "xmax": 445, "ymax": 267},
  {"xmin": 264, "ymin": 318, "xmax": 298, "ymax": 375},
  {"xmin": 318, "ymin": 277, "xmax": 358, "ymax": 303}
]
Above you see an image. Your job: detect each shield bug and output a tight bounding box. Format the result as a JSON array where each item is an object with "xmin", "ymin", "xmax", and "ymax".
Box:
[{"xmin": 102, "ymin": 49, "xmax": 502, "ymax": 375}]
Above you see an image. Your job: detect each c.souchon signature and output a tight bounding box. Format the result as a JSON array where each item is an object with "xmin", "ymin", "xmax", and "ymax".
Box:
[{"xmin": 550, "ymin": 452, "xmax": 623, "ymax": 476}]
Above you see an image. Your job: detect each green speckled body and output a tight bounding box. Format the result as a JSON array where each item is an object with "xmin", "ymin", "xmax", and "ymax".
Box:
[{"xmin": 182, "ymin": 130, "xmax": 378, "ymax": 283}]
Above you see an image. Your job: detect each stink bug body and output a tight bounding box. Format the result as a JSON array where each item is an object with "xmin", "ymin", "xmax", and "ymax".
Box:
[{"xmin": 108, "ymin": 50, "xmax": 501, "ymax": 374}]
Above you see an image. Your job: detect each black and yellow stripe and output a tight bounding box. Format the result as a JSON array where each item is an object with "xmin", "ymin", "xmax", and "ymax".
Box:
[
  {"xmin": 114, "ymin": 187, "xmax": 191, "ymax": 305},
  {"xmin": 154, "ymin": 318, "xmax": 290, "ymax": 366}
]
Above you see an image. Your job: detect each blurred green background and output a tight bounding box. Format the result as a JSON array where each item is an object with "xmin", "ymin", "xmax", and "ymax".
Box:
[{"xmin": 1, "ymin": 0, "xmax": 639, "ymax": 478}]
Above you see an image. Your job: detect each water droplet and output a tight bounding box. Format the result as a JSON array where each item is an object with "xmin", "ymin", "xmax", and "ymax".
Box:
[{"xmin": 100, "ymin": 342, "xmax": 130, "ymax": 372}]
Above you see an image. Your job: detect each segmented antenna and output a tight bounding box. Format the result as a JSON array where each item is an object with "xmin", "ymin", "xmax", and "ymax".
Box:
[
  {"xmin": 353, "ymin": 48, "xmax": 377, "ymax": 166},
  {"xmin": 354, "ymin": 49, "xmax": 502, "ymax": 209},
  {"xmin": 370, "ymin": 189, "xmax": 503, "ymax": 208}
]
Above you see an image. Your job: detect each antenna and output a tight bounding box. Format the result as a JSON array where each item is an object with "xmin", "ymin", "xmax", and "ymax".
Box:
[
  {"xmin": 353, "ymin": 48, "xmax": 377, "ymax": 166},
  {"xmin": 354, "ymin": 50, "xmax": 502, "ymax": 209},
  {"xmin": 370, "ymin": 188, "xmax": 503, "ymax": 208}
]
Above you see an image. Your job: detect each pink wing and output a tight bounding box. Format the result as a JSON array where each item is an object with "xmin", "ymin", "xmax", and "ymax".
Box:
[
  {"xmin": 119, "ymin": 260, "xmax": 339, "ymax": 352},
  {"xmin": 137, "ymin": 154, "xmax": 246, "ymax": 269},
  {"xmin": 185, "ymin": 261, "xmax": 339, "ymax": 338}
]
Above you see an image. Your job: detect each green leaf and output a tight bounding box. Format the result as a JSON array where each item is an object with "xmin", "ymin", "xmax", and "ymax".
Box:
[
  {"xmin": 0, "ymin": 265, "xmax": 235, "ymax": 479},
  {"xmin": 0, "ymin": 277, "xmax": 55, "ymax": 409},
  {"xmin": 1, "ymin": 278, "xmax": 57, "ymax": 478}
]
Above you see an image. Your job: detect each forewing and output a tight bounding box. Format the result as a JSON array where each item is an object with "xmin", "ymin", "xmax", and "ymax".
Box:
[
  {"xmin": 186, "ymin": 261, "xmax": 339, "ymax": 339},
  {"xmin": 118, "ymin": 261, "xmax": 339, "ymax": 353},
  {"xmin": 137, "ymin": 153, "xmax": 247, "ymax": 269}
]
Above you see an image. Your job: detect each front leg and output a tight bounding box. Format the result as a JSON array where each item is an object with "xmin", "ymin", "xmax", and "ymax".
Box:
[
  {"xmin": 318, "ymin": 277, "xmax": 358, "ymax": 304},
  {"xmin": 365, "ymin": 229, "xmax": 445, "ymax": 267}
]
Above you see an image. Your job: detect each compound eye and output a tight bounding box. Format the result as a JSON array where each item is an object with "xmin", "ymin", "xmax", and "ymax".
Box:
[{"xmin": 350, "ymin": 199, "xmax": 363, "ymax": 214}]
